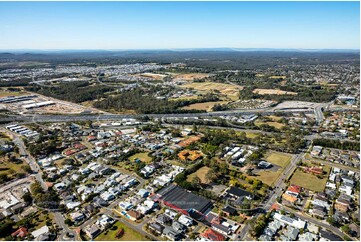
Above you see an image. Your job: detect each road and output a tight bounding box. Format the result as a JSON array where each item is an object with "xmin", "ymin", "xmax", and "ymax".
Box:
[
  {"xmin": 238, "ymin": 152, "xmax": 305, "ymax": 240},
  {"xmin": 282, "ymin": 206, "xmax": 357, "ymax": 241},
  {"xmin": 0, "ymin": 103, "xmax": 356, "ymax": 125},
  {"xmin": 2, "ymin": 128, "xmax": 77, "ymax": 241}
]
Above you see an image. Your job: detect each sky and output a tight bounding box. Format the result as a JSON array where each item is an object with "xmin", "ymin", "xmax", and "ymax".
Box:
[{"xmin": 0, "ymin": 1, "xmax": 359, "ymax": 50}]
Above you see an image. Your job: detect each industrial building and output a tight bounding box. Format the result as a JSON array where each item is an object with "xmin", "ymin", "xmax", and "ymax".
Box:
[{"xmin": 152, "ymin": 184, "xmax": 213, "ymax": 219}]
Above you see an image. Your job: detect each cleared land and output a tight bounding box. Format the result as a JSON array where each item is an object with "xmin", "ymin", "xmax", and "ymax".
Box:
[
  {"xmin": 255, "ymin": 121, "xmax": 285, "ymax": 129},
  {"xmin": 129, "ymin": 152, "xmax": 152, "ymax": 163},
  {"xmin": 253, "ymin": 152, "xmax": 292, "ymax": 186},
  {"xmin": 187, "ymin": 166, "xmax": 212, "ymax": 184},
  {"xmin": 265, "ymin": 152, "xmax": 292, "ymax": 168},
  {"xmin": 253, "ymin": 89, "xmax": 298, "ymax": 95},
  {"xmin": 181, "ymin": 101, "xmax": 227, "ymax": 111},
  {"xmin": 95, "ymin": 221, "xmax": 149, "ymax": 241},
  {"xmin": 289, "ymin": 168, "xmax": 330, "ymax": 192},
  {"xmin": 172, "ymin": 73, "xmax": 211, "ymax": 81},
  {"xmin": 269, "ymin": 75, "xmax": 286, "ymax": 79},
  {"xmin": 180, "ymin": 81, "xmax": 243, "ymax": 100}
]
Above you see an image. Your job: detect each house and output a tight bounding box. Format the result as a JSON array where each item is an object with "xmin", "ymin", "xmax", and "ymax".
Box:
[
  {"xmin": 303, "ymin": 166, "xmax": 323, "ymax": 175},
  {"xmin": 172, "ymin": 220, "xmax": 186, "ymax": 233},
  {"xmin": 282, "ymin": 193, "xmax": 298, "ymax": 205},
  {"xmin": 178, "ymin": 214, "xmax": 194, "ymax": 227},
  {"xmin": 148, "ymin": 222, "xmax": 164, "ymax": 235},
  {"xmin": 127, "ymin": 210, "xmax": 142, "ymax": 221},
  {"xmin": 226, "ymin": 186, "xmax": 252, "ymax": 200},
  {"xmin": 311, "ymin": 146, "xmax": 323, "ymax": 156},
  {"xmin": 31, "ymin": 226, "xmax": 49, "ymax": 240},
  {"xmin": 200, "ymin": 228, "xmax": 225, "ymax": 241},
  {"xmin": 335, "ymin": 198, "xmax": 350, "ymax": 212},
  {"xmin": 282, "ymin": 227, "xmax": 299, "ymax": 240},
  {"xmin": 84, "ymin": 224, "xmax": 101, "ymax": 239},
  {"xmin": 299, "ymin": 232, "xmax": 318, "ymax": 241},
  {"xmin": 258, "ymin": 160, "xmax": 273, "ymax": 169},
  {"xmin": 311, "ymin": 207, "xmax": 326, "ymax": 219},
  {"xmin": 11, "ymin": 227, "xmax": 28, "ymax": 238},
  {"xmin": 285, "ymin": 185, "xmax": 301, "ymax": 197},
  {"xmin": 137, "ymin": 189, "xmax": 150, "ymax": 198},
  {"xmin": 70, "ymin": 211, "xmax": 85, "ymax": 223},
  {"xmin": 274, "ymin": 213, "xmax": 306, "ymax": 229},
  {"xmin": 259, "ymin": 234, "xmax": 272, "ymax": 241},
  {"xmin": 163, "ymin": 226, "xmax": 182, "ymax": 241},
  {"xmin": 119, "ymin": 201, "xmax": 133, "ymax": 211},
  {"xmin": 156, "ymin": 214, "xmax": 172, "ymax": 226},
  {"xmin": 312, "ymin": 194, "xmax": 330, "ymax": 210},
  {"xmin": 222, "ymin": 206, "xmax": 237, "ymax": 216},
  {"xmin": 11, "ymin": 202, "xmax": 27, "ymax": 214},
  {"xmin": 96, "ymin": 214, "xmax": 115, "ymax": 229}
]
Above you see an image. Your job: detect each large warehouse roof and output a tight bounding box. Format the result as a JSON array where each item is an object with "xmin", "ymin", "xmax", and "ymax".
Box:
[{"xmin": 156, "ymin": 184, "xmax": 213, "ymax": 214}]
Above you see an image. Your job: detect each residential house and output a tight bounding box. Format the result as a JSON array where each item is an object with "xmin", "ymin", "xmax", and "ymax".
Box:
[
  {"xmin": 84, "ymin": 224, "xmax": 101, "ymax": 239},
  {"xmin": 199, "ymin": 228, "xmax": 225, "ymax": 241}
]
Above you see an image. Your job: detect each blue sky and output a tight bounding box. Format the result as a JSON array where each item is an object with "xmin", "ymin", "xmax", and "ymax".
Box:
[{"xmin": 0, "ymin": 1, "xmax": 359, "ymax": 50}]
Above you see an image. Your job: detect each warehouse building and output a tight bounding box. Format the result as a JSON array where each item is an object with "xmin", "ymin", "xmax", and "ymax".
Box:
[{"xmin": 152, "ymin": 184, "xmax": 213, "ymax": 220}]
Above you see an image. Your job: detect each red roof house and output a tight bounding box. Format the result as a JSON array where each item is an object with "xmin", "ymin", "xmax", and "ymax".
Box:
[
  {"xmin": 200, "ymin": 229, "xmax": 225, "ymax": 241},
  {"xmin": 11, "ymin": 227, "xmax": 28, "ymax": 238}
]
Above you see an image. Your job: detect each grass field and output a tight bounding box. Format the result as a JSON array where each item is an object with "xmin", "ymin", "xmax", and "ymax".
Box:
[
  {"xmin": 187, "ymin": 166, "xmax": 212, "ymax": 184},
  {"xmin": 265, "ymin": 152, "xmax": 292, "ymax": 168},
  {"xmin": 245, "ymin": 132, "xmax": 260, "ymax": 139},
  {"xmin": 180, "ymin": 81, "xmax": 243, "ymax": 100},
  {"xmin": 181, "ymin": 101, "xmax": 228, "ymax": 111},
  {"xmin": 255, "ymin": 121, "xmax": 285, "ymax": 129},
  {"xmin": 253, "ymin": 88, "xmax": 297, "ymax": 95},
  {"xmin": 0, "ymin": 159, "xmax": 28, "ymax": 178},
  {"xmin": 129, "ymin": 152, "xmax": 152, "ymax": 163},
  {"xmin": 289, "ymin": 168, "xmax": 329, "ymax": 192},
  {"xmin": 0, "ymin": 91, "xmax": 27, "ymax": 97},
  {"xmin": 95, "ymin": 221, "xmax": 149, "ymax": 241},
  {"xmin": 253, "ymin": 152, "xmax": 292, "ymax": 186},
  {"xmin": 267, "ymin": 115, "xmax": 283, "ymax": 122}
]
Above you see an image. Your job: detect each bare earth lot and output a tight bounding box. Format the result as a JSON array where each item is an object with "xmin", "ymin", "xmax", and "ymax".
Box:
[{"xmin": 253, "ymin": 88, "xmax": 298, "ymax": 95}]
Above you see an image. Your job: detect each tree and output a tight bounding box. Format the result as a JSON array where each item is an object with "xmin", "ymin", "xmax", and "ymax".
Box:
[
  {"xmin": 191, "ymin": 176, "xmax": 201, "ymax": 186},
  {"xmin": 205, "ymin": 169, "xmax": 217, "ymax": 183}
]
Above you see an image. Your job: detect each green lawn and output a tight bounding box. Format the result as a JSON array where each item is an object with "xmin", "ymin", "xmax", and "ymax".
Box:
[
  {"xmin": 265, "ymin": 152, "xmax": 292, "ymax": 168},
  {"xmin": 95, "ymin": 221, "xmax": 149, "ymax": 241},
  {"xmin": 289, "ymin": 169, "xmax": 329, "ymax": 192},
  {"xmin": 129, "ymin": 152, "xmax": 152, "ymax": 163}
]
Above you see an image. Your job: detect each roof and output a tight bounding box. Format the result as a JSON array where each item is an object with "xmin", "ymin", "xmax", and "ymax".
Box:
[
  {"xmin": 227, "ymin": 186, "xmax": 252, "ymax": 198},
  {"xmin": 200, "ymin": 228, "xmax": 225, "ymax": 241},
  {"xmin": 287, "ymin": 185, "xmax": 301, "ymax": 194},
  {"xmin": 11, "ymin": 227, "xmax": 28, "ymax": 238},
  {"xmin": 31, "ymin": 226, "xmax": 49, "ymax": 238},
  {"xmin": 222, "ymin": 205, "xmax": 237, "ymax": 215},
  {"xmin": 282, "ymin": 193, "xmax": 298, "ymax": 203},
  {"xmin": 157, "ymin": 184, "xmax": 213, "ymax": 214}
]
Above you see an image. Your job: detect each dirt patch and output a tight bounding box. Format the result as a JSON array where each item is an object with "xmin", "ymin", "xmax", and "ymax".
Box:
[{"xmin": 253, "ymin": 89, "xmax": 297, "ymax": 95}]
